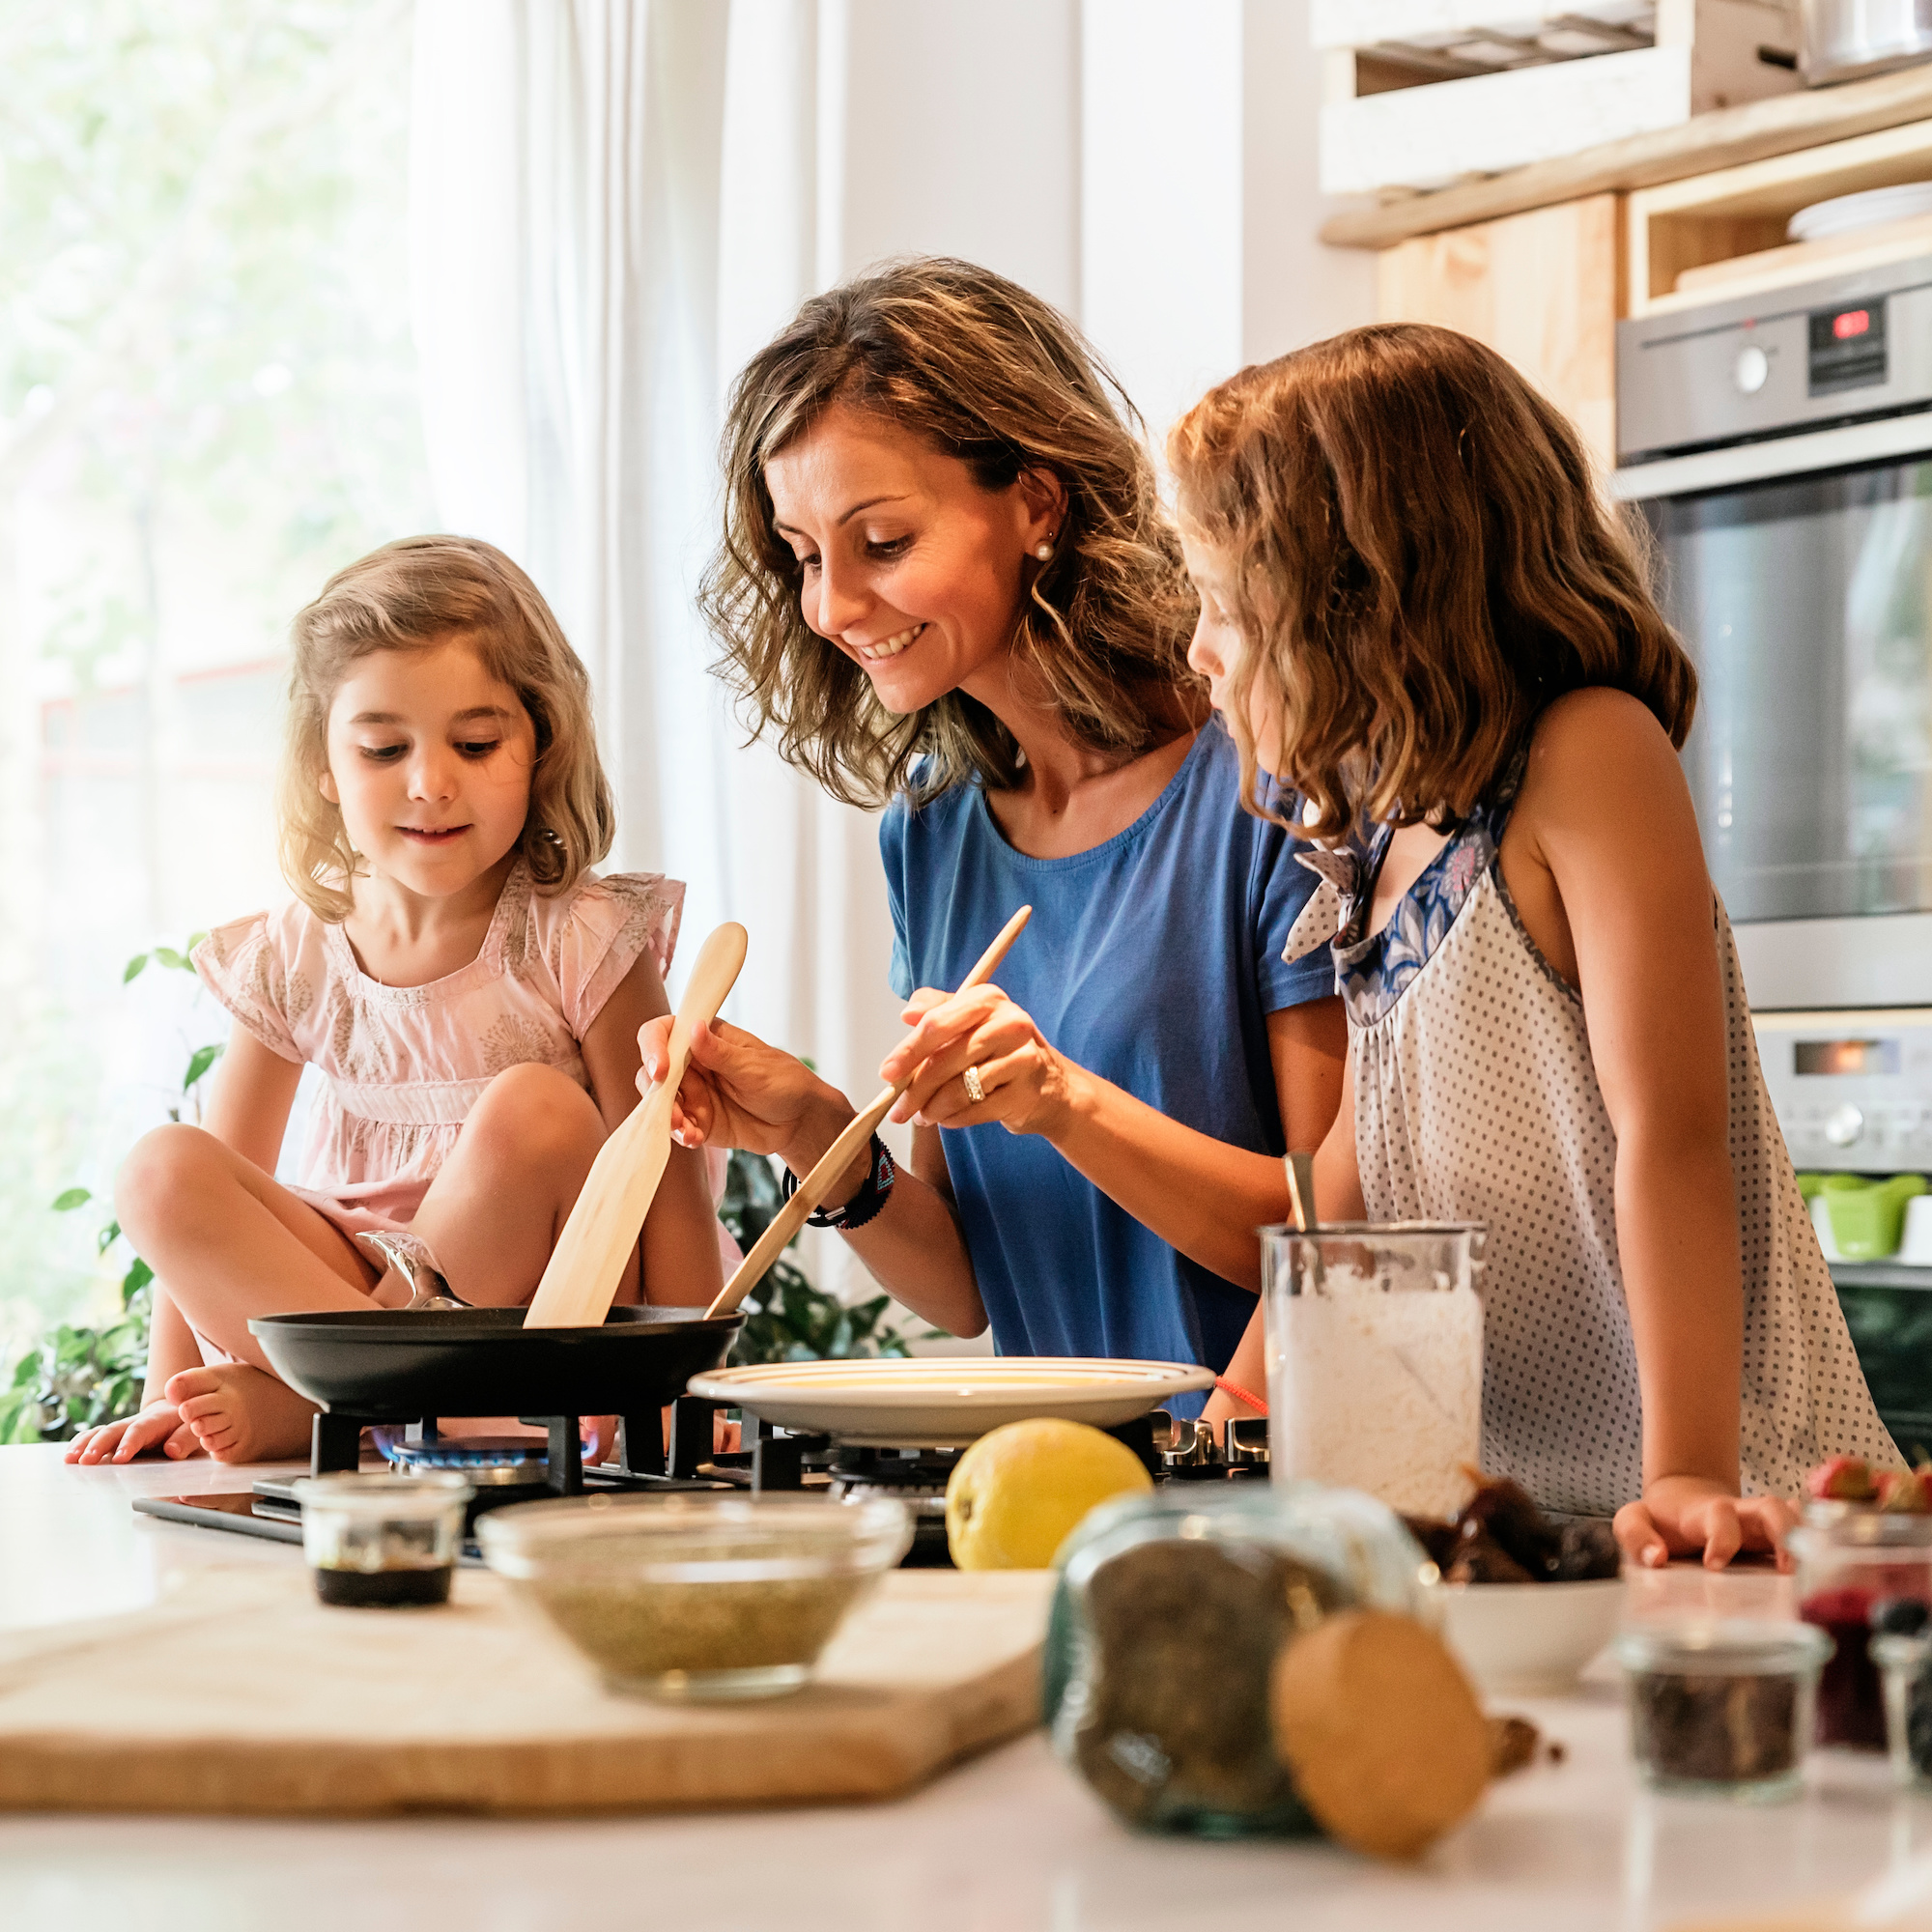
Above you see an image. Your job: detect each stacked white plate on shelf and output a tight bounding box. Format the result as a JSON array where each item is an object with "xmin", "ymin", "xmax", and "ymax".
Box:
[{"xmin": 1788, "ymin": 182, "xmax": 1932, "ymax": 243}]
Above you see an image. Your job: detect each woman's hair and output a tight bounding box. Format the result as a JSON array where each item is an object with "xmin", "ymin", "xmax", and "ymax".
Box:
[
  {"xmin": 702, "ymin": 256, "xmax": 1198, "ymax": 809},
  {"xmin": 1168, "ymin": 323, "xmax": 1696, "ymax": 840},
  {"xmin": 277, "ymin": 535, "xmax": 615, "ymax": 920}
]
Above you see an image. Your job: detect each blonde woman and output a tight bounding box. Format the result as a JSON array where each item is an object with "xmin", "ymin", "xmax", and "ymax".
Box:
[
  {"xmin": 68, "ymin": 536, "xmax": 725, "ymax": 1464},
  {"xmin": 640, "ymin": 259, "xmax": 1345, "ymax": 1406}
]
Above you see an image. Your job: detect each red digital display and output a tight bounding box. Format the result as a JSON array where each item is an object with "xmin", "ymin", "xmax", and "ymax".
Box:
[{"xmin": 1833, "ymin": 309, "xmax": 1872, "ymax": 341}]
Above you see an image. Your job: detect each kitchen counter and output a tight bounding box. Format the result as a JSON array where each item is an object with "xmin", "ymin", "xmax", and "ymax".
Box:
[{"xmin": 1, "ymin": 1441, "xmax": 1925, "ymax": 1931}]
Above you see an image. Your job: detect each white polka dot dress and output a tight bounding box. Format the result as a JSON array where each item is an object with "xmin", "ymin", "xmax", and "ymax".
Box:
[{"xmin": 1290, "ymin": 812, "xmax": 1901, "ymax": 1517}]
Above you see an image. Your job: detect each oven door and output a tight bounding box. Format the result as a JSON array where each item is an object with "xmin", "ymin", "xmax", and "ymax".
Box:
[{"xmin": 1615, "ymin": 414, "xmax": 1932, "ymax": 1011}]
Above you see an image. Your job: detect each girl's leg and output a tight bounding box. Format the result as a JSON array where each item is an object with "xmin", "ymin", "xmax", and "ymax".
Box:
[
  {"xmin": 409, "ymin": 1063, "xmax": 639, "ymax": 1307},
  {"xmin": 115, "ymin": 1125, "xmax": 384, "ymax": 1463},
  {"xmin": 115, "ymin": 1124, "xmax": 380, "ymax": 1372}
]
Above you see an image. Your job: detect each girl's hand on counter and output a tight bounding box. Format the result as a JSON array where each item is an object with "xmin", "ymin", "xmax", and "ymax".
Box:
[
  {"xmin": 883, "ymin": 984, "xmax": 1084, "ymax": 1136},
  {"xmin": 1613, "ymin": 1475, "xmax": 1800, "ymax": 1572},
  {"xmin": 64, "ymin": 1399, "xmax": 198, "ymax": 1464}
]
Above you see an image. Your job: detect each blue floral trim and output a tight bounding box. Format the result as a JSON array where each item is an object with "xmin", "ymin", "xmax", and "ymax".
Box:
[{"xmin": 1293, "ymin": 793, "xmax": 1513, "ymax": 1028}]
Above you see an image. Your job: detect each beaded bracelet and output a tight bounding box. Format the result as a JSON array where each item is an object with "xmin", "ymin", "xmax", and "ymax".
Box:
[{"xmin": 1214, "ymin": 1376, "xmax": 1268, "ymax": 1415}]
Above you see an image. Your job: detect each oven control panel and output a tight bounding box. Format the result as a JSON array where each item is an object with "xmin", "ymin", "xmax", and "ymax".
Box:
[
  {"xmin": 1618, "ymin": 256, "xmax": 1932, "ymax": 464},
  {"xmin": 1756, "ymin": 1009, "xmax": 1932, "ymax": 1173}
]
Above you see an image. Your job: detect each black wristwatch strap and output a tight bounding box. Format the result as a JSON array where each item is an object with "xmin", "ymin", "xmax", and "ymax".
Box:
[{"xmin": 781, "ymin": 1132, "xmax": 896, "ymax": 1232}]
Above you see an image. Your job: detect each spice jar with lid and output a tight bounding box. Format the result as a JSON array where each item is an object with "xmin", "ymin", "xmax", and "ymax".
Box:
[
  {"xmin": 1787, "ymin": 1512, "xmax": 1932, "ymax": 1749},
  {"xmin": 1042, "ymin": 1484, "xmax": 1439, "ymax": 1838},
  {"xmin": 293, "ymin": 1471, "xmax": 473, "ymax": 1606},
  {"xmin": 1617, "ymin": 1622, "xmax": 1831, "ymax": 1801}
]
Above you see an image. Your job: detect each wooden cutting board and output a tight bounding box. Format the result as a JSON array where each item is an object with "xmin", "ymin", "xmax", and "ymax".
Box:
[{"xmin": 0, "ymin": 1565, "xmax": 1054, "ymax": 1817}]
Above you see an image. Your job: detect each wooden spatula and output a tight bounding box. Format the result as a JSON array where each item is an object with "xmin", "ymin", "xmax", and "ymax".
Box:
[
  {"xmin": 705, "ymin": 904, "xmax": 1031, "ymax": 1321},
  {"xmin": 524, "ymin": 922, "xmax": 749, "ymax": 1329}
]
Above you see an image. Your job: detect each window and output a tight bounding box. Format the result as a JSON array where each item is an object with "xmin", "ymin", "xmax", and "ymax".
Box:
[{"xmin": 1, "ymin": 1, "xmax": 432, "ymax": 1354}]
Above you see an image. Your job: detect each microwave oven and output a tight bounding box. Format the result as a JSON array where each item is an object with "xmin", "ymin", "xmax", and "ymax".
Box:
[{"xmin": 1613, "ymin": 256, "xmax": 1932, "ymax": 1013}]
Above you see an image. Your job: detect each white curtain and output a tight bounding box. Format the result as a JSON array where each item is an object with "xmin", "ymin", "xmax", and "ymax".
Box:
[{"xmin": 408, "ymin": 0, "xmax": 902, "ymax": 1296}]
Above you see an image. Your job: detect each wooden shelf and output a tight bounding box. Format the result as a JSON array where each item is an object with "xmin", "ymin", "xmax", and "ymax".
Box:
[
  {"xmin": 1321, "ymin": 60, "xmax": 1932, "ymax": 247},
  {"xmin": 1628, "ymin": 115, "xmax": 1932, "ymax": 311}
]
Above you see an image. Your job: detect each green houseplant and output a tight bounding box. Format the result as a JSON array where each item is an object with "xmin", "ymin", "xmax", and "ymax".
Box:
[{"xmin": 0, "ymin": 941, "xmax": 220, "ymax": 1444}]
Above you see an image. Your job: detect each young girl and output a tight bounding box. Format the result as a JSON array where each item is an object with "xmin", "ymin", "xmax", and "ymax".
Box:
[
  {"xmin": 1172, "ymin": 325, "xmax": 1899, "ymax": 1569},
  {"xmin": 67, "ymin": 535, "xmax": 725, "ymax": 1465}
]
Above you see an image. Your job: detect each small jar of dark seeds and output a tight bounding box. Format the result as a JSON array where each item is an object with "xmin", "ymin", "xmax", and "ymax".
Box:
[
  {"xmin": 1617, "ymin": 1622, "xmax": 1831, "ymax": 1803},
  {"xmin": 294, "ymin": 1472, "xmax": 472, "ymax": 1606}
]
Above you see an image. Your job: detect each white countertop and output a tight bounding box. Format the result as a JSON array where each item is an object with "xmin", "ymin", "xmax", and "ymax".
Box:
[{"xmin": 1, "ymin": 1441, "xmax": 1925, "ymax": 1932}]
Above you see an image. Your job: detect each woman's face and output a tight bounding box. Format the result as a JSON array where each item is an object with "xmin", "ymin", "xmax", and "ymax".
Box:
[
  {"xmin": 764, "ymin": 402, "xmax": 1061, "ymax": 715},
  {"xmin": 1181, "ymin": 531, "xmax": 1282, "ymax": 774}
]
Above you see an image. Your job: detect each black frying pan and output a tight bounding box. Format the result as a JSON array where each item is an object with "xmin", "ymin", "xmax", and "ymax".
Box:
[{"xmin": 249, "ymin": 1305, "xmax": 743, "ymax": 1420}]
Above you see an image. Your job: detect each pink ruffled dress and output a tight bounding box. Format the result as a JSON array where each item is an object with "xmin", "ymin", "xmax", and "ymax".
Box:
[{"xmin": 191, "ymin": 860, "xmax": 736, "ymax": 1276}]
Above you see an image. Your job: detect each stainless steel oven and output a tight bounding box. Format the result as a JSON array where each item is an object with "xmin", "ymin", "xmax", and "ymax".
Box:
[
  {"xmin": 1616, "ymin": 259, "xmax": 1932, "ymax": 1448},
  {"xmin": 1614, "ymin": 254, "xmax": 1932, "ymax": 1013}
]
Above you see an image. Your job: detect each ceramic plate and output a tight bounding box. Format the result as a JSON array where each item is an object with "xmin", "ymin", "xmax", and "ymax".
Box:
[
  {"xmin": 1788, "ymin": 183, "xmax": 1932, "ymax": 243},
  {"xmin": 685, "ymin": 1356, "xmax": 1216, "ymax": 1446}
]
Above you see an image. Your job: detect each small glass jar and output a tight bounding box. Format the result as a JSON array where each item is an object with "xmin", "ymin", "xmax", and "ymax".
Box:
[
  {"xmin": 1788, "ymin": 1513, "xmax": 1932, "ymax": 1750},
  {"xmin": 1042, "ymin": 1485, "xmax": 1439, "ymax": 1839},
  {"xmin": 1262, "ymin": 1221, "xmax": 1486, "ymax": 1518},
  {"xmin": 1617, "ymin": 1621, "xmax": 1831, "ymax": 1803},
  {"xmin": 1872, "ymin": 1627, "xmax": 1932, "ymax": 1787},
  {"xmin": 292, "ymin": 1471, "xmax": 472, "ymax": 1607}
]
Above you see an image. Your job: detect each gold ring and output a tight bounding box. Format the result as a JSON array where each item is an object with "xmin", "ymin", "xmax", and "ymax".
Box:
[{"xmin": 962, "ymin": 1065, "xmax": 985, "ymax": 1104}]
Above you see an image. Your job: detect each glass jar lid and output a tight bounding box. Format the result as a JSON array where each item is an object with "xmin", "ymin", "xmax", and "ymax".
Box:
[
  {"xmin": 292, "ymin": 1472, "xmax": 473, "ymax": 1517},
  {"xmin": 1616, "ymin": 1619, "xmax": 1833, "ymax": 1677}
]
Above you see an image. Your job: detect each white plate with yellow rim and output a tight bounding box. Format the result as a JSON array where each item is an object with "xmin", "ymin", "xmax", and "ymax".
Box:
[{"xmin": 684, "ymin": 1356, "xmax": 1216, "ymax": 1446}]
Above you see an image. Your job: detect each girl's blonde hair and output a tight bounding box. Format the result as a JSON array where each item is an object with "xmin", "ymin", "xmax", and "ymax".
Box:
[
  {"xmin": 277, "ymin": 535, "xmax": 615, "ymax": 920},
  {"xmin": 1168, "ymin": 324, "xmax": 1696, "ymax": 840},
  {"xmin": 702, "ymin": 256, "xmax": 1198, "ymax": 809}
]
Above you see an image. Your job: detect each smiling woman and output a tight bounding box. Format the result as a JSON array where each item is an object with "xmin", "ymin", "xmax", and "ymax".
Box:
[{"xmin": 638, "ymin": 259, "xmax": 1347, "ymax": 1409}]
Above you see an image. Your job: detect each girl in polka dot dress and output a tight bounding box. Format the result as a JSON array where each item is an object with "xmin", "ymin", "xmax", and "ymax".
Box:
[{"xmin": 1172, "ymin": 324, "xmax": 1899, "ymax": 1568}]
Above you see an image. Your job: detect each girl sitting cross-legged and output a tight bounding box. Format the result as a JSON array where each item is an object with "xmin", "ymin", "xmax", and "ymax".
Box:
[{"xmin": 67, "ymin": 535, "xmax": 725, "ymax": 1465}]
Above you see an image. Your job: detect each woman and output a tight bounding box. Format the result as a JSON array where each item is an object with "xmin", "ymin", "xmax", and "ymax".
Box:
[{"xmin": 640, "ymin": 258, "xmax": 1343, "ymax": 1397}]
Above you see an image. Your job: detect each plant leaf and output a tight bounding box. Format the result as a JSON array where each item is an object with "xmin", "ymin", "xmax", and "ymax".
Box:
[
  {"xmin": 153, "ymin": 946, "xmax": 187, "ymax": 970},
  {"xmin": 183, "ymin": 1043, "xmax": 224, "ymax": 1091},
  {"xmin": 123, "ymin": 952, "xmax": 149, "ymax": 982},
  {"xmin": 51, "ymin": 1187, "xmax": 91, "ymax": 1212},
  {"xmin": 97, "ymin": 1218, "xmax": 123, "ymax": 1256}
]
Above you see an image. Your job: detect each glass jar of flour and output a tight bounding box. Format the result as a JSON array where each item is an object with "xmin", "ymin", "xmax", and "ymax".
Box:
[{"xmin": 1262, "ymin": 1222, "xmax": 1486, "ymax": 1519}]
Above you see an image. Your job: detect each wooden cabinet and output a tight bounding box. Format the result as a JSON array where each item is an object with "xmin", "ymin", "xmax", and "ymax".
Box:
[{"xmin": 1375, "ymin": 194, "xmax": 1625, "ymax": 469}]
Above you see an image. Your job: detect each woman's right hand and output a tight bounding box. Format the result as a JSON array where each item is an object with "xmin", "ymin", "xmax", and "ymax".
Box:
[
  {"xmin": 64, "ymin": 1399, "xmax": 199, "ymax": 1463},
  {"xmin": 637, "ymin": 1016, "xmax": 851, "ymax": 1165}
]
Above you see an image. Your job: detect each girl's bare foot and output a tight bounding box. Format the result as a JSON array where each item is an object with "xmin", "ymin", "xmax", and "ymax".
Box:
[{"xmin": 163, "ymin": 1364, "xmax": 318, "ymax": 1463}]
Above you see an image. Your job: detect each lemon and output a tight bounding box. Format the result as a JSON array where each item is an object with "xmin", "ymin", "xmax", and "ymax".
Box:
[{"xmin": 945, "ymin": 1417, "xmax": 1153, "ymax": 1570}]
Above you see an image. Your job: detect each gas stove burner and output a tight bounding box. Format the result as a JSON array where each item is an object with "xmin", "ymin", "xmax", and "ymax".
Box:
[
  {"xmin": 826, "ymin": 1444, "xmax": 963, "ymax": 1491},
  {"xmin": 377, "ymin": 1432, "xmax": 550, "ymax": 1488}
]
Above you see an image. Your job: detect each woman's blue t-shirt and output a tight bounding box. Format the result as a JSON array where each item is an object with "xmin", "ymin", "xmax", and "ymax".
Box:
[{"xmin": 880, "ymin": 720, "xmax": 1334, "ymax": 1384}]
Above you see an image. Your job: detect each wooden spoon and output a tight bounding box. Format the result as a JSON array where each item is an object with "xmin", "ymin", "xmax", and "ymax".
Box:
[
  {"xmin": 703, "ymin": 903, "xmax": 1031, "ymax": 1321},
  {"xmin": 524, "ymin": 922, "xmax": 749, "ymax": 1329}
]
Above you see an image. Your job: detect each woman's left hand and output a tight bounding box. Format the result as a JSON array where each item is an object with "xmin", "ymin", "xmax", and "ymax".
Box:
[
  {"xmin": 1613, "ymin": 1475, "xmax": 1800, "ymax": 1572},
  {"xmin": 880, "ymin": 984, "xmax": 1085, "ymax": 1136}
]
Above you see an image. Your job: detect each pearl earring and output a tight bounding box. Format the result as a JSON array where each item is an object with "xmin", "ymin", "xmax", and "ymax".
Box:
[{"xmin": 1035, "ymin": 541, "xmax": 1054, "ymax": 561}]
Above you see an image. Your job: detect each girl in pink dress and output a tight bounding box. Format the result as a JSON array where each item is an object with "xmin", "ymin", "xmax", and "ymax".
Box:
[{"xmin": 67, "ymin": 536, "xmax": 727, "ymax": 1464}]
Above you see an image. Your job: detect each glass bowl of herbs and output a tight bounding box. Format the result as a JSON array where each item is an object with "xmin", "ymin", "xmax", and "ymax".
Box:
[{"xmin": 477, "ymin": 1492, "xmax": 912, "ymax": 1700}]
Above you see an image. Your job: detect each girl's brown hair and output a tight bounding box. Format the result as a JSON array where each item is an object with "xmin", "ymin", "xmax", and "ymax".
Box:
[
  {"xmin": 277, "ymin": 535, "xmax": 615, "ymax": 920},
  {"xmin": 1168, "ymin": 323, "xmax": 1696, "ymax": 840},
  {"xmin": 702, "ymin": 256, "xmax": 1198, "ymax": 809}
]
